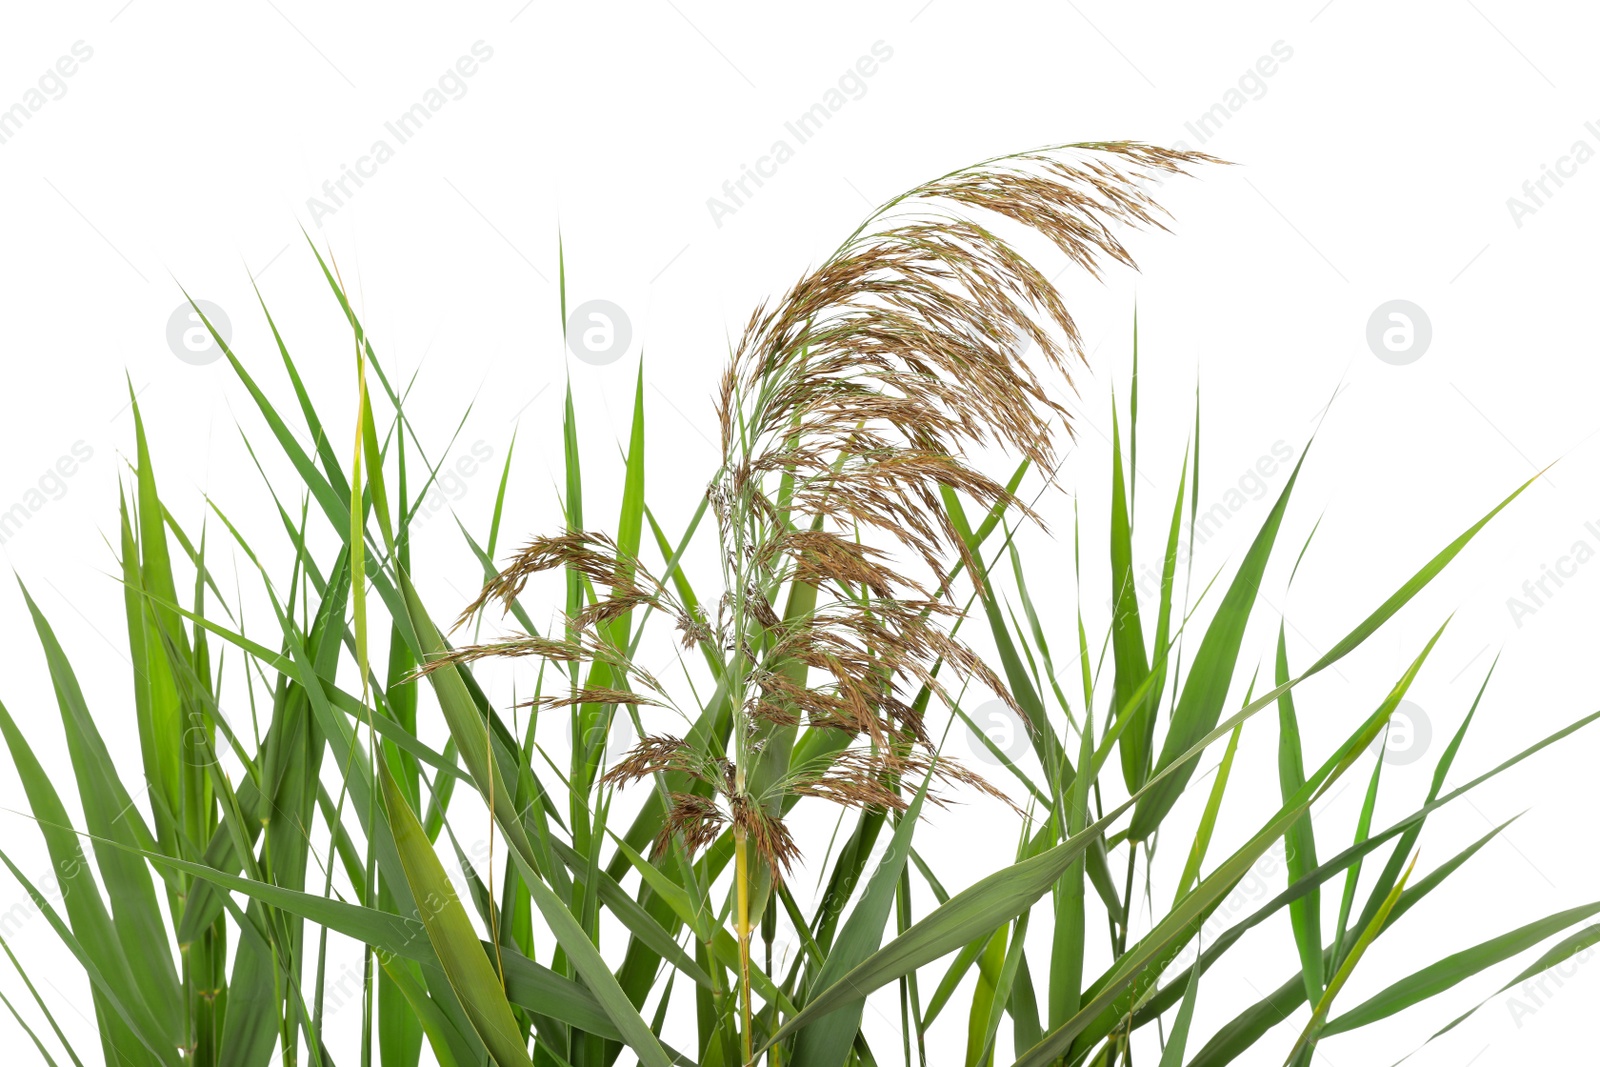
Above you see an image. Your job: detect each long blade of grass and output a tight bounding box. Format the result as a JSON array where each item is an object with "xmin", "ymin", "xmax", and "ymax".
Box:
[
  {"xmin": 1408, "ymin": 922, "xmax": 1600, "ymax": 1051},
  {"xmin": 396, "ymin": 572, "xmax": 678, "ymax": 1067},
  {"xmin": 1286, "ymin": 854, "xmax": 1416, "ymax": 1062},
  {"xmin": 1323, "ymin": 898, "xmax": 1600, "ymax": 1035},
  {"xmin": 1274, "ymin": 625, "xmax": 1322, "ymax": 1006},
  {"xmin": 377, "ymin": 761, "xmax": 532, "ymax": 1067},
  {"xmin": 1013, "ymin": 626, "xmax": 1445, "ymax": 1067},
  {"xmin": 1108, "ymin": 402, "xmax": 1152, "ymax": 793},
  {"xmin": 1129, "ymin": 441, "xmax": 1309, "ymax": 840},
  {"xmin": 1180, "ymin": 709, "xmax": 1600, "ymax": 1064},
  {"xmin": 1155, "ymin": 935, "xmax": 1201, "ymax": 1067},
  {"xmin": 789, "ymin": 769, "xmax": 935, "ymax": 1067},
  {"xmin": 1172, "ymin": 721, "xmax": 1241, "ymax": 905}
]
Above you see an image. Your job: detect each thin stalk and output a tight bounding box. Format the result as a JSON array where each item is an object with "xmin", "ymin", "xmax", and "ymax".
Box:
[
  {"xmin": 1117, "ymin": 843, "xmax": 1138, "ymax": 956},
  {"xmin": 1117, "ymin": 843, "xmax": 1139, "ymax": 1066},
  {"xmin": 735, "ymin": 822, "xmax": 754, "ymax": 1066}
]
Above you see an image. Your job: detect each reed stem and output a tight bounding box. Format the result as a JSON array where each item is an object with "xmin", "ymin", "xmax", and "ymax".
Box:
[{"xmin": 735, "ymin": 822, "xmax": 753, "ymax": 1065}]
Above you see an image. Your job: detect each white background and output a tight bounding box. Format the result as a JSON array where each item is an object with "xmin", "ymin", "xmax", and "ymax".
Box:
[{"xmin": 1, "ymin": 2, "xmax": 1596, "ymax": 1064}]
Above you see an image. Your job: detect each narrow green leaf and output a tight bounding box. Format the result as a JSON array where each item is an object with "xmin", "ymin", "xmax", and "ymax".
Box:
[
  {"xmin": 1324, "ymin": 898, "xmax": 1600, "ymax": 1035},
  {"xmin": 397, "ymin": 572, "xmax": 677, "ymax": 1067},
  {"xmin": 790, "ymin": 770, "xmax": 935, "ymax": 1067},
  {"xmin": 378, "ymin": 761, "xmax": 533, "ymax": 1067},
  {"xmin": 1275, "ymin": 625, "xmax": 1322, "ymax": 1005},
  {"xmin": 1173, "ymin": 721, "xmax": 1241, "ymax": 905},
  {"xmin": 1415, "ymin": 922, "xmax": 1600, "ymax": 1048},
  {"xmin": 1156, "ymin": 936, "xmax": 1201, "ymax": 1067},
  {"xmin": 1130, "ymin": 442, "xmax": 1309, "ymax": 839},
  {"xmin": 1288, "ymin": 854, "xmax": 1416, "ymax": 1062},
  {"xmin": 1108, "ymin": 402, "xmax": 1152, "ymax": 793}
]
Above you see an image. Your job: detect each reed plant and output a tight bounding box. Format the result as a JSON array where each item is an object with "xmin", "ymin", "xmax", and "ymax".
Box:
[{"xmin": 1, "ymin": 142, "xmax": 1595, "ymax": 1067}]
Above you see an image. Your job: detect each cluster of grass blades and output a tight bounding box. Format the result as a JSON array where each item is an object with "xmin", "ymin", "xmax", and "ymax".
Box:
[{"xmin": 1, "ymin": 141, "xmax": 1596, "ymax": 1067}]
